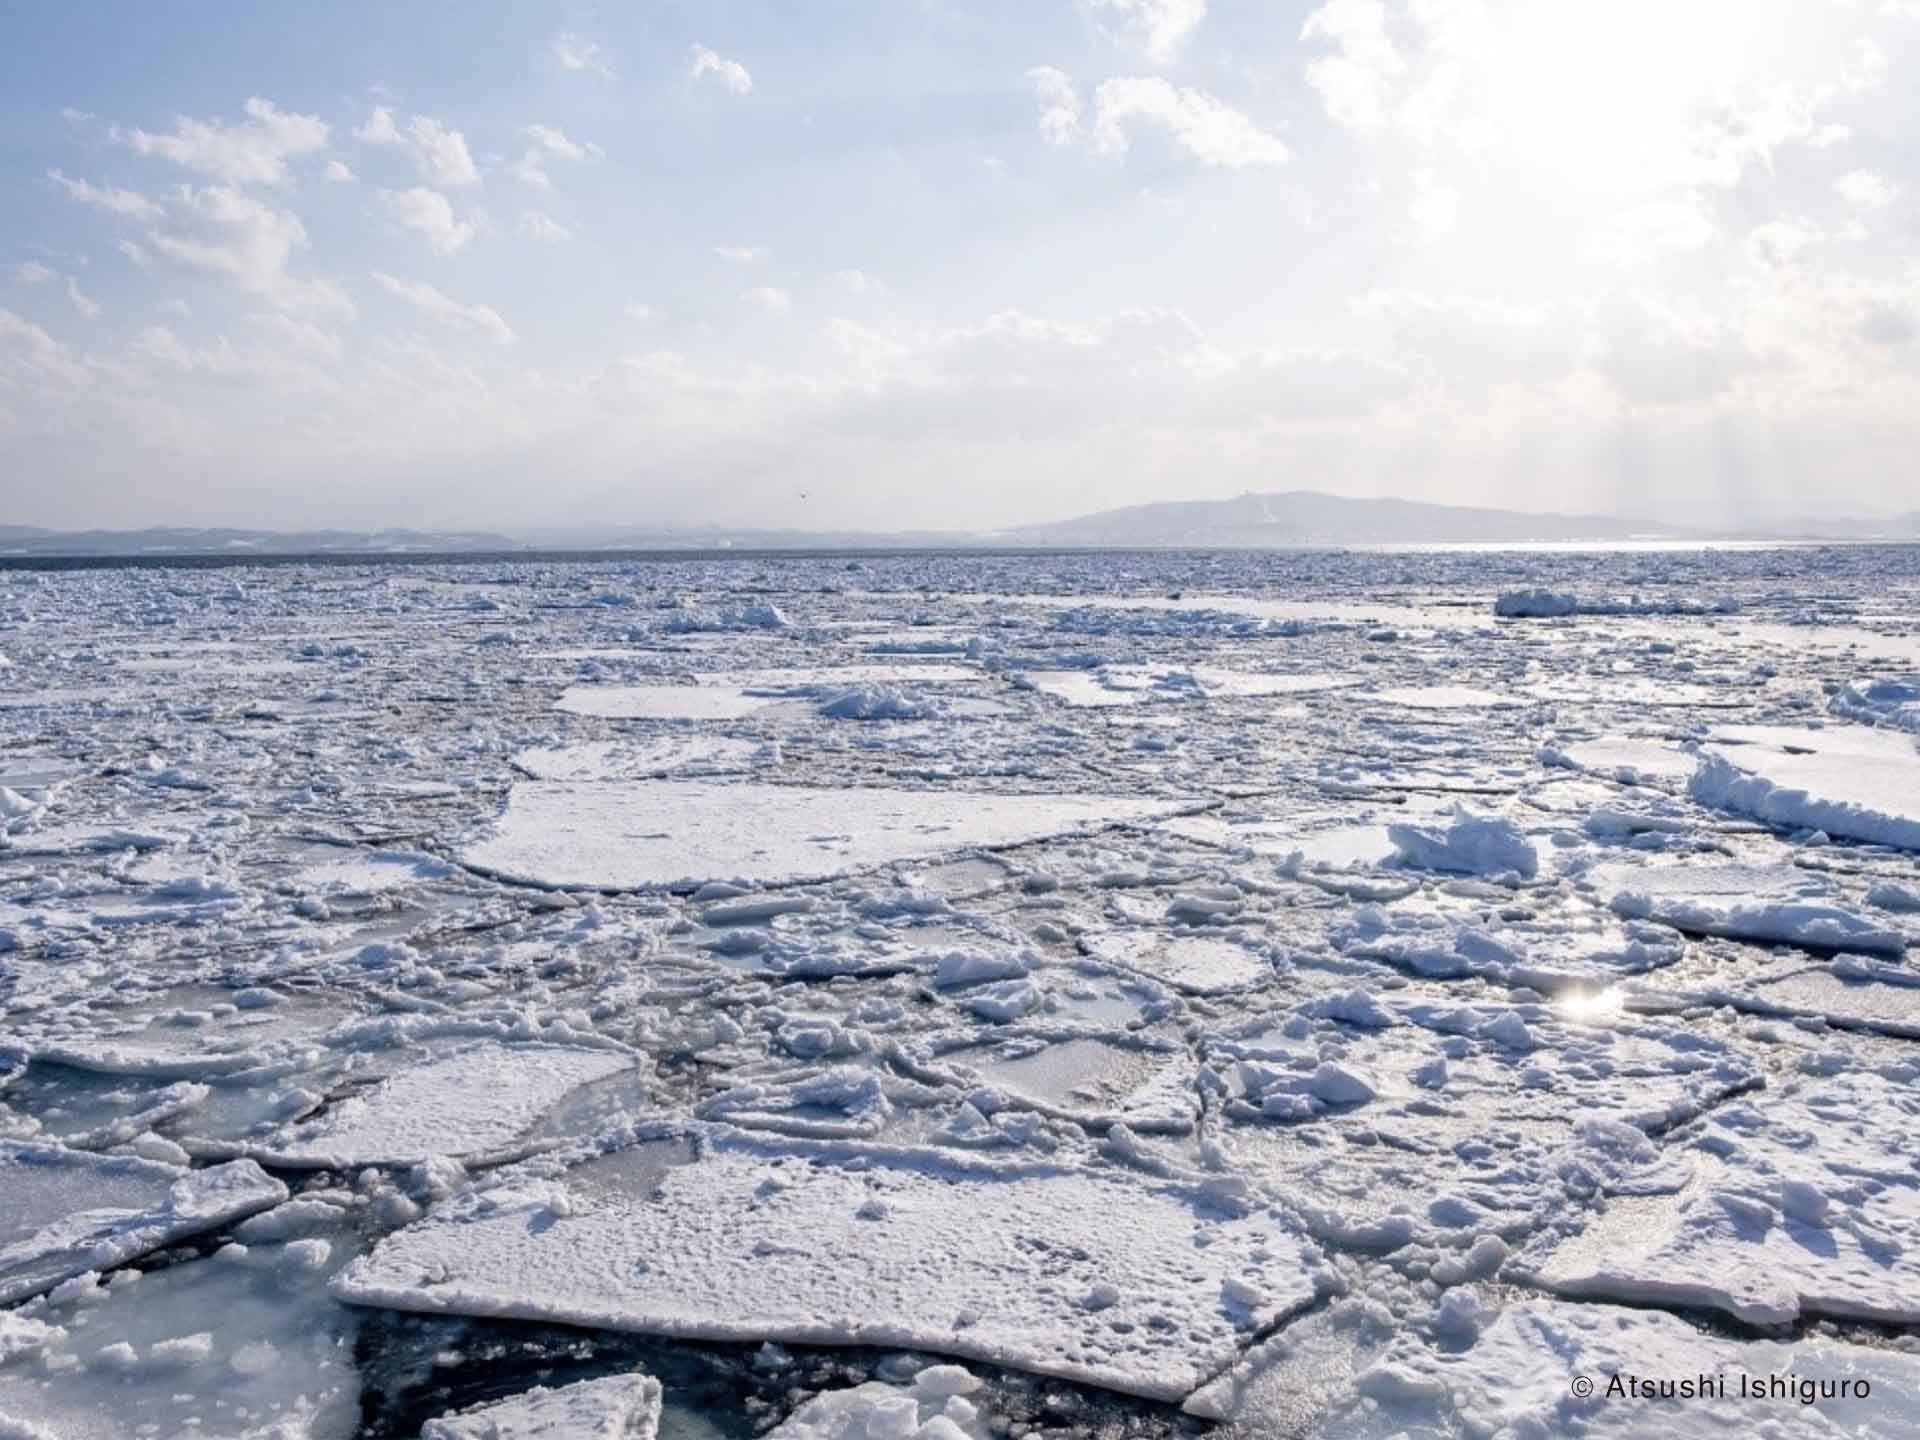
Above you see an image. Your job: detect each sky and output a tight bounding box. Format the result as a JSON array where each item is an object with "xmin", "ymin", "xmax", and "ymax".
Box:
[{"xmin": 2, "ymin": 0, "xmax": 1916, "ymax": 536}]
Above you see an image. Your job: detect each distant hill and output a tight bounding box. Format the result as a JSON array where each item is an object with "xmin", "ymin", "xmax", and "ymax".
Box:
[
  {"xmin": 985, "ymin": 491, "xmax": 1684, "ymax": 547},
  {"xmin": 0, "ymin": 526, "xmax": 521, "ymax": 557},
  {"xmin": 5, "ymin": 492, "xmax": 1915, "ymax": 556}
]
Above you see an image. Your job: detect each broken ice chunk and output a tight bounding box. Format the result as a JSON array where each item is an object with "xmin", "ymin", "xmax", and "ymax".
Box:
[
  {"xmin": 245, "ymin": 1041, "xmax": 634, "ymax": 1170},
  {"xmin": 0, "ymin": 1141, "xmax": 286, "ymax": 1305},
  {"xmin": 421, "ymin": 1372, "xmax": 663, "ymax": 1439}
]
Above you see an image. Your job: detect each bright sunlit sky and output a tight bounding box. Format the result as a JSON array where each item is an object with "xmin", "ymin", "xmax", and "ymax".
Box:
[{"xmin": 3, "ymin": 1, "xmax": 1916, "ymax": 534}]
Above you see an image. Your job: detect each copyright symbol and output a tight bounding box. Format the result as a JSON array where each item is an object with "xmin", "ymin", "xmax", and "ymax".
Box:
[{"xmin": 1571, "ymin": 1376, "xmax": 1595, "ymax": 1399}]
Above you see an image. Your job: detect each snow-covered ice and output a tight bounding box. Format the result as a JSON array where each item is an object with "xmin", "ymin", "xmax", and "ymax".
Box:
[
  {"xmin": 421, "ymin": 1372, "xmax": 662, "ymax": 1439},
  {"xmin": 334, "ymin": 1131, "xmax": 1320, "ymax": 1402},
  {"xmin": 9, "ymin": 544, "xmax": 1920, "ymax": 1434},
  {"xmin": 460, "ymin": 781, "xmax": 1188, "ymax": 891}
]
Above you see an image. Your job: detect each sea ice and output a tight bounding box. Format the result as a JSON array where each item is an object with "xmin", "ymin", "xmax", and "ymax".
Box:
[
  {"xmin": 0, "ymin": 1141, "xmax": 286, "ymax": 1304},
  {"xmin": 460, "ymin": 781, "xmax": 1188, "ymax": 891},
  {"xmin": 333, "ymin": 1132, "xmax": 1320, "ymax": 1401},
  {"xmin": 1537, "ymin": 1070, "xmax": 1920, "ymax": 1326},
  {"xmin": 1691, "ymin": 724, "xmax": 1920, "ymax": 851},
  {"xmin": 421, "ymin": 1373, "xmax": 663, "ymax": 1439},
  {"xmin": 1306, "ymin": 1299, "xmax": 1917, "ymax": 1437},
  {"xmin": 246, "ymin": 1042, "xmax": 636, "ymax": 1169},
  {"xmin": 1594, "ymin": 861, "xmax": 1908, "ymax": 954}
]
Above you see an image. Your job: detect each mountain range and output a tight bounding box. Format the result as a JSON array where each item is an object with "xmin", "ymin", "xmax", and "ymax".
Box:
[{"xmin": 4, "ymin": 494, "xmax": 1917, "ymax": 556}]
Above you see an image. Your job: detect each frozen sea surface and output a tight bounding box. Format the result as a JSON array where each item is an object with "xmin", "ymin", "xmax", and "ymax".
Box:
[{"xmin": 4, "ymin": 545, "xmax": 1920, "ymax": 1436}]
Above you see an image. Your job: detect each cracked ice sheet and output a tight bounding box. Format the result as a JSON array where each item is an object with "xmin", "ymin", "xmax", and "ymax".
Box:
[
  {"xmin": 245, "ymin": 1041, "xmax": 636, "ymax": 1169},
  {"xmin": 1693, "ymin": 724, "xmax": 1920, "ymax": 851},
  {"xmin": 422, "ymin": 1373, "xmax": 662, "ymax": 1440},
  {"xmin": 0, "ymin": 1142, "xmax": 286, "ymax": 1304},
  {"xmin": 333, "ymin": 1132, "xmax": 1320, "ymax": 1403},
  {"xmin": 1205, "ymin": 995, "xmax": 1760, "ymax": 1246},
  {"xmin": 514, "ymin": 737, "xmax": 767, "ymax": 780},
  {"xmin": 1535, "ymin": 1069, "xmax": 1920, "ymax": 1326},
  {"xmin": 1590, "ymin": 861, "xmax": 1909, "ymax": 955},
  {"xmin": 1297, "ymin": 1300, "xmax": 1917, "ymax": 1438},
  {"xmin": 459, "ymin": 781, "xmax": 1191, "ymax": 891}
]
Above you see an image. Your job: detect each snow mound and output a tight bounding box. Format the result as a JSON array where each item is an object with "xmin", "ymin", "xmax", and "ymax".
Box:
[
  {"xmin": 1493, "ymin": 589, "xmax": 1578, "ymax": 618},
  {"xmin": 1829, "ymin": 676, "xmax": 1920, "ymax": 733},
  {"xmin": 772, "ymin": 1368, "xmax": 988, "ymax": 1440},
  {"xmin": 819, "ymin": 684, "xmax": 944, "ymax": 721},
  {"xmin": 334, "ymin": 1133, "xmax": 1320, "ymax": 1402},
  {"xmin": 1387, "ymin": 807, "xmax": 1538, "ymax": 879}
]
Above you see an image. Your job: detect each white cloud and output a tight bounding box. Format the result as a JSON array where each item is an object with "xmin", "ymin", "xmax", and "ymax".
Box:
[
  {"xmin": 376, "ymin": 187, "xmax": 477, "ymax": 255},
  {"xmin": 0, "ymin": 307, "xmax": 90, "ymax": 385},
  {"xmin": 518, "ymin": 211, "xmax": 572, "ymax": 243},
  {"xmin": 1027, "ymin": 68, "xmax": 1083, "ymax": 147},
  {"xmin": 1747, "ymin": 217, "xmax": 1823, "ymax": 270},
  {"xmin": 113, "ymin": 97, "xmax": 329, "ymax": 187},
  {"xmin": 145, "ymin": 186, "xmax": 351, "ymax": 314},
  {"xmin": 509, "ymin": 124, "xmax": 602, "ymax": 188},
  {"xmin": 553, "ymin": 32, "xmax": 612, "ymax": 76},
  {"xmin": 1834, "ymin": 169, "xmax": 1896, "ymax": 211},
  {"xmin": 625, "ymin": 302, "xmax": 654, "ymax": 322},
  {"xmin": 1030, "ymin": 71, "xmax": 1289, "ymax": 168},
  {"xmin": 690, "ymin": 45, "xmax": 753, "ymax": 95},
  {"xmin": 372, "ymin": 272, "xmax": 513, "ymax": 343},
  {"xmin": 14, "ymin": 262, "xmax": 54, "ymax": 286},
  {"xmin": 1300, "ymin": 0, "xmax": 1403, "ymax": 132},
  {"xmin": 66, "ymin": 276, "xmax": 100, "ymax": 318},
  {"xmin": 1083, "ymin": 0, "xmax": 1207, "ymax": 64},
  {"xmin": 716, "ymin": 245, "xmax": 769, "ymax": 263},
  {"xmin": 324, "ymin": 160, "xmax": 356, "ymax": 183},
  {"xmin": 355, "ymin": 108, "xmax": 479, "ymax": 187},
  {"xmin": 741, "ymin": 285, "xmax": 791, "ymax": 315},
  {"xmin": 249, "ymin": 312, "xmax": 343, "ymax": 360},
  {"xmin": 47, "ymin": 169, "xmax": 163, "ymax": 220},
  {"xmin": 834, "ymin": 269, "xmax": 880, "ymax": 294}
]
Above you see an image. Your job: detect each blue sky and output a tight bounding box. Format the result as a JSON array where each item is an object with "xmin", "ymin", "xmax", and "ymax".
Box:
[{"xmin": 3, "ymin": 0, "xmax": 1916, "ymax": 533}]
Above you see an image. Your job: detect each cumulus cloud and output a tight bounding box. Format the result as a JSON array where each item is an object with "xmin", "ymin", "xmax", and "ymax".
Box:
[
  {"xmin": 1028, "ymin": 70, "xmax": 1288, "ymax": 168},
  {"xmin": 111, "ymin": 97, "xmax": 329, "ymax": 187},
  {"xmin": 716, "ymin": 245, "xmax": 769, "ymax": 263},
  {"xmin": 371, "ymin": 272, "xmax": 513, "ymax": 343},
  {"xmin": 355, "ymin": 108, "xmax": 480, "ymax": 187},
  {"xmin": 509, "ymin": 124, "xmax": 602, "ymax": 188},
  {"xmin": 46, "ymin": 169, "xmax": 163, "ymax": 220},
  {"xmin": 1300, "ymin": 0, "xmax": 1403, "ymax": 132},
  {"xmin": 14, "ymin": 262, "xmax": 54, "ymax": 286},
  {"xmin": 144, "ymin": 186, "xmax": 352, "ymax": 314},
  {"xmin": 376, "ymin": 187, "xmax": 477, "ymax": 255},
  {"xmin": 1082, "ymin": 0, "xmax": 1207, "ymax": 64},
  {"xmin": 690, "ymin": 45, "xmax": 753, "ymax": 94},
  {"xmin": 324, "ymin": 160, "xmax": 356, "ymax": 183},
  {"xmin": 553, "ymin": 32, "xmax": 612, "ymax": 76}
]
